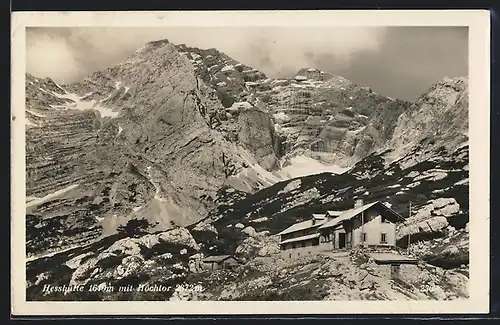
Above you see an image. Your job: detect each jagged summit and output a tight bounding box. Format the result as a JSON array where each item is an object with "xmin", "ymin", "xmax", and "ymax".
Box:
[
  {"xmin": 145, "ymin": 38, "xmax": 170, "ymax": 48},
  {"xmin": 294, "ymin": 67, "xmax": 335, "ymax": 82},
  {"xmin": 388, "ymin": 75, "xmax": 468, "ymax": 165}
]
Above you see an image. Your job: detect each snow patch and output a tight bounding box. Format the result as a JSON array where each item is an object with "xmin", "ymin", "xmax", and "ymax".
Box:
[
  {"xmin": 26, "ymin": 184, "xmax": 80, "ymax": 208},
  {"xmin": 245, "ymin": 81, "xmax": 260, "ymax": 87},
  {"xmin": 278, "ymin": 156, "xmax": 348, "ymax": 179},
  {"xmin": 250, "ymin": 217, "xmax": 269, "ymax": 223},
  {"xmin": 80, "ymin": 92, "xmax": 94, "ymax": 100},
  {"xmin": 227, "ymin": 101, "xmax": 253, "ymax": 112},
  {"xmin": 273, "ymin": 112, "xmax": 290, "ymax": 122},
  {"xmin": 221, "ymin": 65, "xmax": 234, "ymax": 72},
  {"xmin": 47, "ymin": 85, "xmax": 120, "ymax": 118},
  {"xmin": 278, "ymin": 180, "xmax": 302, "ymax": 195},
  {"xmin": 347, "ymin": 126, "xmax": 366, "ymax": 135},
  {"xmin": 26, "ymin": 109, "xmax": 46, "ymax": 118}
]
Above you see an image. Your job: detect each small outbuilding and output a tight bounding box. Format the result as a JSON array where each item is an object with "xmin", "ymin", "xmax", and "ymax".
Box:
[
  {"xmin": 201, "ymin": 255, "xmax": 240, "ymax": 270},
  {"xmin": 369, "ymin": 252, "xmax": 418, "ymax": 280}
]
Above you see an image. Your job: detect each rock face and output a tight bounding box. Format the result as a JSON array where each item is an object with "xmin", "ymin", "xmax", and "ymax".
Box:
[
  {"xmin": 238, "ymin": 108, "xmax": 279, "ymax": 171},
  {"xmin": 260, "ymin": 70, "xmax": 412, "ymax": 168},
  {"xmin": 25, "ymin": 40, "xmax": 283, "ymax": 257},
  {"xmin": 165, "ymin": 45, "xmax": 418, "ymax": 171},
  {"xmin": 389, "ymin": 77, "xmax": 468, "ymax": 166}
]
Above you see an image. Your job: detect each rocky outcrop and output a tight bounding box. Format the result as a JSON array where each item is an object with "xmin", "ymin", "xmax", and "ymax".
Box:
[
  {"xmin": 194, "ymin": 253, "xmax": 468, "ymax": 301},
  {"xmin": 389, "ymin": 77, "xmax": 468, "ymax": 166},
  {"xmin": 408, "ymin": 229, "xmax": 469, "ymax": 268},
  {"xmin": 238, "ymin": 108, "xmax": 279, "ymax": 171},
  {"xmin": 397, "ymin": 198, "xmax": 463, "ymax": 244},
  {"xmin": 235, "ymin": 233, "xmax": 280, "ymax": 259},
  {"xmin": 67, "ymin": 227, "xmax": 199, "ymax": 286},
  {"xmin": 256, "ymin": 69, "xmax": 412, "ymax": 167}
]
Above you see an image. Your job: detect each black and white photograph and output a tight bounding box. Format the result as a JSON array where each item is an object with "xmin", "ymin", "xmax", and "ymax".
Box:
[{"xmin": 11, "ymin": 10, "xmax": 490, "ymax": 315}]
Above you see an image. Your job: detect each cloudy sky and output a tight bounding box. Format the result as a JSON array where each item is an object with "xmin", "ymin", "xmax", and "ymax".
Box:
[{"xmin": 26, "ymin": 26, "xmax": 468, "ymax": 102}]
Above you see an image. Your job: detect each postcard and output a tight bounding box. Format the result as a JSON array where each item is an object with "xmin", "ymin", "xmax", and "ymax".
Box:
[{"xmin": 11, "ymin": 10, "xmax": 490, "ymax": 315}]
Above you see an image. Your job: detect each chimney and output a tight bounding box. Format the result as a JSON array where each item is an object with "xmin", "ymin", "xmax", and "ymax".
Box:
[{"xmin": 354, "ymin": 199, "xmax": 364, "ymax": 208}]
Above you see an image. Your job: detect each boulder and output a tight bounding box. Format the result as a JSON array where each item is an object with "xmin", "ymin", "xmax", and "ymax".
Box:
[
  {"xmin": 65, "ymin": 252, "xmax": 93, "ymax": 270},
  {"xmin": 114, "ymin": 256, "xmax": 144, "ymax": 279},
  {"xmin": 158, "ymin": 228, "xmax": 200, "ymax": 250},
  {"xmin": 193, "ymin": 222, "xmax": 218, "ymax": 235},
  {"xmin": 432, "ymin": 198, "xmax": 456, "ymax": 209},
  {"xmin": 428, "ymin": 286, "xmax": 447, "ymax": 300},
  {"xmin": 242, "ymin": 226, "xmax": 257, "ymax": 237},
  {"xmin": 236, "ymin": 235, "xmax": 280, "ymax": 258},
  {"xmin": 439, "ymin": 203, "xmax": 460, "ymax": 217},
  {"xmin": 106, "ymin": 237, "xmax": 142, "ymax": 256}
]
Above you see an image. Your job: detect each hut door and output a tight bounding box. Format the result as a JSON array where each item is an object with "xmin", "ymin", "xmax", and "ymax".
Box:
[{"xmin": 339, "ymin": 233, "xmax": 346, "ymax": 249}]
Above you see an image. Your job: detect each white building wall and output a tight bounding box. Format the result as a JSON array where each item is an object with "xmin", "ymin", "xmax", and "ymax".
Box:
[
  {"xmin": 351, "ymin": 209, "xmax": 396, "ymax": 247},
  {"xmin": 279, "ymin": 244, "xmax": 325, "ymax": 260}
]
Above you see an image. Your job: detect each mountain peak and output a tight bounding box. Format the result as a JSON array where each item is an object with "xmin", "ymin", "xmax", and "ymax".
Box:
[
  {"xmin": 294, "ymin": 68, "xmax": 334, "ymax": 82},
  {"xmin": 145, "ymin": 38, "xmax": 170, "ymax": 49}
]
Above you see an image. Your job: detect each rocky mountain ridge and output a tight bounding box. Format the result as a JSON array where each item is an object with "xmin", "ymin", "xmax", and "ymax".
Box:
[
  {"xmin": 172, "ymin": 43, "xmax": 416, "ymax": 172},
  {"xmin": 25, "ymin": 40, "xmax": 284, "ymax": 258},
  {"xmin": 25, "ymin": 37, "xmax": 469, "ymax": 302}
]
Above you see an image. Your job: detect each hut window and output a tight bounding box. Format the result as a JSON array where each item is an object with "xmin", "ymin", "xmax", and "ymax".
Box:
[{"xmin": 380, "ymin": 233, "xmax": 387, "ymax": 244}]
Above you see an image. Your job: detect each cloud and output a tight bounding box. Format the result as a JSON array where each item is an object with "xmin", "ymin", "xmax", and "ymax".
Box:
[
  {"xmin": 309, "ymin": 27, "xmax": 468, "ymax": 101},
  {"xmin": 25, "ymin": 26, "xmax": 467, "ymax": 101},
  {"xmin": 26, "ymin": 26, "xmax": 386, "ymax": 82},
  {"xmin": 26, "ymin": 29, "xmax": 85, "ymax": 83}
]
